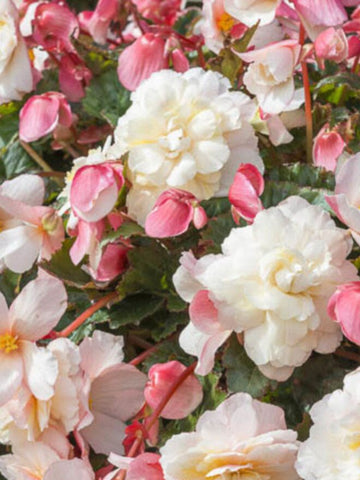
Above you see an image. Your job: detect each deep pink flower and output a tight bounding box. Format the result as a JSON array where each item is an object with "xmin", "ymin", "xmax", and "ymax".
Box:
[
  {"xmin": 79, "ymin": 0, "xmax": 119, "ymax": 44},
  {"xmin": 328, "ymin": 282, "xmax": 360, "ymax": 345},
  {"xmin": 133, "ymin": 0, "xmax": 182, "ymax": 25},
  {"xmin": 313, "ymin": 124, "xmax": 345, "ymax": 172},
  {"xmin": 117, "ymin": 33, "xmax": 167, "ymax": 91},
  {"xmin": 229, "ymin": 163, "xmax": 264, "ymax": 223},
  {"xmin": 314, "ymin": 27, "xmax": 348, "ymax": 65},
  {"xmin": 144, "ymin": 361, "xmax": 203, "ymax": 420},
  {"xmin": 59, "ymin": 54, "xmax": 92, "ymax": 102},
  {"xmin": 19, "ymin": 92, "xmax": 72, "ymax": 143},
  {"xmin": 145, "ymin": 189, "xmax": 207, "ymax": 238}
]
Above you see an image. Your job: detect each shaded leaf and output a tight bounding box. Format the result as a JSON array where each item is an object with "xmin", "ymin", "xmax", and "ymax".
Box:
[{"xmin": 108, "ymin": 294, "xmax": 164, "ymax": 328}]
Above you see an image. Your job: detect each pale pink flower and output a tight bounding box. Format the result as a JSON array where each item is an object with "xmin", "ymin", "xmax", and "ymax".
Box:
[
  {"xmin": 0, "ymin": 272, "xmax": 67, "ymax": 406},
  {"xmin": 313, "ymin": 123, "xmax": 345, "ymax": 172},
  {"xmin": 229, "ymin": 163, "xmax": 264, "ymax": 223},
  {"xmin": 314, "ymin": 27, "xmax": 348, "ymax": 65},
  {"xmin": 105, "ymin": 452, "xmax": 164, "ymax": 480},
  {"xmin": 240, "ymin": 40, "xmax": 301, "ymax": 115},
  {"xmin": 0, "ymin": 0, "xmax": 33, "ymax": 104},
  {"xmin": 293, "ymin": 0, "xmax": 348, "ymax": 40},
  {"xmin": 117, "ymin": 33, "xmax": 167, "ymax": 91},
  {"xmin": 328, "ymin": 282, "xmax": 360, "ymax": 345},
  {"xmin": 68, "ymin": 218, "xmax": 105, "ymax": 267},
  {"xmin": 224, "ymin": 0, "xmax": 281, "ymax": 26},
  {"xmin": 145, "ymin": 189, "xmax": 207, "ymax": 238},
  {"xmin": 133, "ymin": 0, "xmax": 183, "ymax": 25},
  {"xmin": 78, "ymin": 332, "xmax": 147, "ymax": 455},
  {"xmin": 19, "ymin": 92, "xmax": 73, "ymax": 143},
  {"xmin": 325, "ymin": 153, "xmax": 360, "ymax": 245},
  {"xmin": 160, "ymin": 393, "xmax": 299, "ymax": 480},
  {"xmin": 145, "ymin": 361, "xmax": 203, "ymax": 419},
  {"xmin": 0, "ymin": 175, "xmax": 64, "ymax": 273}
]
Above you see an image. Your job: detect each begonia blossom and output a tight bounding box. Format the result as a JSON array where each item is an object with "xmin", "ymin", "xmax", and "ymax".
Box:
[
  {"xmin": 314, "ymin": 27, "xmax": 348, "ymax": 65},
  {"xmin": 174, "ymin": 196, "xmax": 357, "ymax": 380},
  {"xmin": 105, "ymin": 452, "xmax": 164, "ymax": 480},
  {"xmin": 328, "ymin": 281, "xmax": 360, "ymax": 345},
  {"xmin": 224, "ymin": 0, "xmax": 282, "ymax": 26},
  {"xmin": 79, "ymin": 0, "xmax": 119, "ymax": 44},
  {"xmin": 0, "ymin": 175, "xmax": 64, "ymax": 273},
  {"xmin": 313, "ymin": 123, "xmax": 345, "ymax": 172},
  {"xmin": 240, "ymin": 40, "xmax": 301, "ymax": 115},
  {"xmin": 160, "ymin": 392, "xmax": 299, "ymax": 480},
  {"xmin": 296, "ymin": 367, "xmax": 360, "ymax": 480},
  {"xmin": 0, "ymin": 272, "xmax": 67, "ymax": 406},
  {"xmin": 113, "ymin": 68, "xmax": 264, "ymax": 225},
  {"xmin": 0, "ymin": 0, "xmax": 33, "ymax": 104}
]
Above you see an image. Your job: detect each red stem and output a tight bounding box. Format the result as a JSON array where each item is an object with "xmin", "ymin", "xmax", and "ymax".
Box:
[
  {"xmin": 58, "ymin": 291, "xmax": 118, "ymax": 337},
  {"xmin": 299, "ymin": 24, "xmax": 313, "ymax": 164},
  {"xmin": 114, "ymin": 362, "xmax": 197, "ymax": 480},
  {"xmin": 130, "ymin": 344, "xmax": 161, "ymax": 366}
]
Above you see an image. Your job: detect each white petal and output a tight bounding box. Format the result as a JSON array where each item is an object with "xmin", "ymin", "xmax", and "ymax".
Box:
[
  {"xmin": 0, "ymin": 175, "xmax": 44, "ymax": 205},
  {"xmin": 0, "ymin": 351, "xmax": 23, "ymax": 406}
]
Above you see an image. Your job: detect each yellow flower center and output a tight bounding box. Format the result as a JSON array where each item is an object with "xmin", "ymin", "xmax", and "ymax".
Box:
[
  {"xmin": 0, "ymin": 333, "xmax": 18, "ymax": 353},
  {"xmin": 217, "ymin": 12, "xmax": 235, "ymax": 33}
]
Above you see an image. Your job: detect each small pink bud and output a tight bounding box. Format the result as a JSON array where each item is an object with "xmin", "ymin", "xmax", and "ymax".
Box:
[
  {"xmin": 313, "ymin": 124, "xmax": 345, "ymax": 172},
  {"xmin": 117, "ymin": 33, "xmax": 167, "ymax": 91},
  {"xmin": 91, "ymin": 243, "xmax": 129, "ymax": 282},
  {"xmin": 145, "ymin": 188, "xmax": 207, "ymax": 238},
  {"xmin": 59, "ymin": 54, "xmax": 92, "ymax": 102},
  {"xmin": 171, "ymin": 49, "xmax": 189, "ymax": 73},
  {"xmin": 228, "ymin": 164, "xmax": 264, "ymax": 224},
  {"xmin": 328, "ymin": 282, "xmax": 360, "ymax": 345},
  {"xmin": 315, "ymin": 27, "xmax": 348, "ymax": 64},
  {"xmin": 144, "ymin": 361, "xmax": 203, "ymax": 419}
]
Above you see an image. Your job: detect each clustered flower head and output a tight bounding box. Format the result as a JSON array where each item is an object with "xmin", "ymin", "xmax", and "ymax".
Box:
[{"xmin": 1, "ymin": 0, "xmax": 360, "ymax": 478}]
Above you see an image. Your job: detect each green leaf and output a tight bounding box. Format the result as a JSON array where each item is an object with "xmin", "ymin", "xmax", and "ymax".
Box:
[
  {"xmin": 2, "ymin": 140, "xmax": 37, "ymax": 179},
  {"xmin": 100, "ymin": 221, "xmax": 144, "ymax": 248},
  {"xmin": 108, "ymin": 294, "xmax": 164, "ymax": 328},
  {"xmin": 146, "ymin": 310, "xmax": 188, "ymax": 341},
  {"xmin": 315, "ymin": 72, "xmax": 360, "ymax": 94},
  {"xmin": 69, "ymin": 309, "xmax": 111, "ymax": 343},
  {"xmin": 167, "ymin": 293, "xmax": 187, "ymax": 312},
  {"xmin": 201, "ymin": 197, "xmax": 231, "ymax": 217},
  {"xmin": 42, "ymin": 238, "xmax": 92, "ymax": 286},
  {"xmin": 223, "ymin": 335, "xmax": 273, "ymax": 397},
  {"xmin": 82, "ymin": 69, "xmax": 131, "ymax": 126},
  {"xmin": 201, "ymin": 214, "xmax": 236, "ymax": 253}
]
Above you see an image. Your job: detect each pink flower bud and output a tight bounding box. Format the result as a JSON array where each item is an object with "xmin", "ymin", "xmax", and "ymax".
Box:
[
  {"xmin": 145, "ymin": 361, "xmax": 203, "ymax": 419},
  {"xmin": 229, "ymin": 164, "xmax": 264, "ymax": 224},
  {"xmin": 313, "ymin": 124, "xmax": 345, "ymax": 172},
  {"xmin": 328, "ymin": 282, "xmax": 360, "ymax": 344},
  {"xmin": 19, "ymin": 92, "xmax": 72, "ymax": 142},
  {"xmin": 70, "ymin": 164, "xmax": 124, "ymax": 222},
  {"xmin": 59, "ymin": 54, "xmax": 92, "ymax": 102},
  {"xmin": 145, "ymin": 188, "xmax": 207, "ymax": 238},
  {"xmin": 117, "ymin": 33, "xmax": 167, "ymax": 91},
  {"xmin": 315, "ymin": 27, "xmax": 348, "ymax": 64},
  {"xmin": 133, "ymin": 0, "xmax": 182, "ymax": 26},
  {"xmin": 79, "ymin": 0, "xmax": 119, "ymax": 44},
  {"xmin": 171, "ymin": 48, "xmax": 189, "ymax": 73},
  {"xmin": 91, "ymin": 243, "xmax": 129, "ymax": 282}
]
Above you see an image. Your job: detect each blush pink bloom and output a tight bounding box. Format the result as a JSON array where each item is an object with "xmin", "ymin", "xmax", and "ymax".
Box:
[
  {"xmin": 144, "ymin": 361, "xmax": 203, "ymax": 420},
  {"xmin": 78, "ymin": 331, "xmax": 147, "ymax": 455},
  {"xmin": 117, "ymin": 33, "xmax": 167, "ymax": 91},
  {"xmin": 31, "ymin": 2, "xmax": 79, "ymax": 52},
  {"xmin": 240, "ymin": 40, "xmax": 301, "ymax": 115},
  {"xmin": 314, "ymin": 27, "xmax": 348, "ymax": 65},
  {"xmin": 68, "ymin": 219, "xmax": 104, "ymax": 266},
  {"xmin": 133, "ymin": 0, "xmax": 183, "ymax": 25},
  {"xmin": 326, "ymin": 153, "xmax": 360, "ymax": 245},
  {"xmin": 293, "ymin": 0, "xmax": 348, "ymax": 40},
  {"xmin": 19, "ymin": 92, "xmax": 72, "ymax": 143},
  {"xmin": 70, "ymin": 163, "xmax": 124, "ymax": 223},
  {"xmin": 105, "ymin": 453, "xmax": 164, "ymax": 480},
  {"xmin": 90, "ymin": 243, "xmax": 129, "ymax": 283},
  {"xmin": 328, "ymin": 282, "xmax": 360, "ymax": 345},
  {"xmin": 0, "ymin": 271, "xmax": 67, "ymax": 407},
  {"xmin": 313, "ymin": 123, "xmax": 345, "ymax": 172},
  {"xmin": 229, "ymin": 163, "xmax": 264, "ymax": 223},
  {"xmin": 145, "ymin": 189, "xmax": 207, "ymax": 238},
  {"xmin": 79, "ymin": 0, "xmax": 119, "ymax": 44},
  {"xmin": 0, "ymin": 0, "xmax": 33, "ymax": 104},
  {"xmin": 0, "ymin": 175, "xmax": 64, "ymax": 273}
]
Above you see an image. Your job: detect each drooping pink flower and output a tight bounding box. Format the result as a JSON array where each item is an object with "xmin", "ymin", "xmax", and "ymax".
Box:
[
  {"xmin": 144, "ymin": 361, "xmax": 203, "ymax": 419},
  {"xmin": 68, "ymin": 218, "xmax": 105, "ymax": 267},
  {"xmin": 0, "ymin": 271, "xmax": 67, "ymax": 406},
  {"xmin": 79, "ymin": 0, "xmax": 119, "ymax": 44},
  {"xmin": 117, "ymin": 33, "xmax": 167, "ymax": 91},
  {"xmin": 70, "ymin": 163, "xmax": 124, "ymax": 223},
  {"xmin": 133, "ymin": 0, "xmax": 182, "ymax": 26},
  {"xmin": 90, "ymin": 243, "xmax": 129, "ymax": 282},
  {"xmin": 328, "ymin": 282, "xmax": 360, "ymax": 345},
  {"xmin": 293, "ymin": 0, "xmax": 348, "ymax": 40},
  {"xmin": 19, "ymin": 92, "xmax": 72, "ymax": 143},
  {"xmin": 31, "ymin": 2, "xmax": 79, "ymax": 52},
  {"xmin": 325, "ymin": 153, "xmax": 360, "ymax": 245},
  {"xmin": 170, "ymin": 48, "xmax": 189, "ymax": 72},
  {"xmin": 229, "ymin": 163, "xmax": 264, "ymax": 223},
  {"xmin": 59, "ymin": 54, "xmax": 92, "ymax": 102},
  {"xmin": 105, "ymin": 453, "xmax": 164, "ymax": 480},
  {"xmin": 314, "ymin": 27, "xmax": 348, "ymax": 65},
  {"xmin": 313, "ymin": 123, "xmax": 345, "ymax": 172},
  {"xmin": 145, "ymin": 189, "xmax": 207, "ymax": 238},
  {"xmin": 0, "ymin": 175, "xmax": 64, "ymax": 273}
]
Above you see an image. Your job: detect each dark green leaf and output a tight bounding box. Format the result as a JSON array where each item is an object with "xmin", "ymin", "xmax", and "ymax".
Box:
[{"xmin": 108, "ymin": 294, "xmax": 164, "ymax": 328}]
